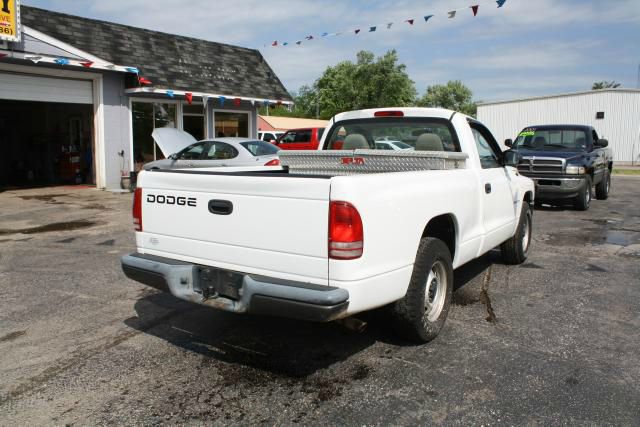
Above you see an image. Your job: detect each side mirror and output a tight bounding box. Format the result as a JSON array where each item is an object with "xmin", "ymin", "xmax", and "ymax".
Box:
[
  {"xmin": 596, "ymin": 139, "xmax": 608, "ymax": 148},
  {"xmin": 503, "ymin": 150, "xmax": 521, "ymax": 167},
  {"xmin": 168, "ymin": 153, "xmax": 177, "ymax": 160},
  {"xmin": 504, "ymin": 138, "xmax": 513, "ymax": 148}
]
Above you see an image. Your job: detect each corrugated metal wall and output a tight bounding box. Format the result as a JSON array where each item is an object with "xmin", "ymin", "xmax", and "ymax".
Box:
[{"xmin": 477, "ymin": 90, "xmax": 640, "ymax": 164}]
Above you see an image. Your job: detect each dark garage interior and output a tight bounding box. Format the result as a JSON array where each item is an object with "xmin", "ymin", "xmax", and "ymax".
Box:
[{"xmin": 0, "ymin": 99, "xmax": 95, "ymax": 190}]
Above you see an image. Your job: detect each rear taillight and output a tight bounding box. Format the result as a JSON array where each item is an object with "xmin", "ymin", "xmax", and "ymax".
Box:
[
  {"xmin": 264, "ymin": 159, "xmax": 280, "ymax": 166},
  {"xmin": 329, "ymin": 201, "xmax": 363, "ymax": 260},
  {"xmin": 133, "ymin": 187, "xmax": 142, "ymax": 231},
  {"xmin": 374, "ymin": 110, "xmax": 404, "ymax": 117}
]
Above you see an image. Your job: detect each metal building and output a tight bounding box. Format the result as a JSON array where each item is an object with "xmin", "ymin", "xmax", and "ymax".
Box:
[{"xmin": 477, "ymin": 89, "xmax": 640, "ymax": 165}]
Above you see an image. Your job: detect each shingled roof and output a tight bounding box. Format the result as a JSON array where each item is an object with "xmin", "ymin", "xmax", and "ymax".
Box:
[{"xmin": 20, "ymin": 6, "xmax": 292, "ymax": 102}]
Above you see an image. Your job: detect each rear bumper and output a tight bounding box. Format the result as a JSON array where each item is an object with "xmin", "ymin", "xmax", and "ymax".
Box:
[
  {"xmin": 121, "ymin": 253, "xmax": 349, "ymax": 322},
  {"xmin": 526, "ymin": 175, "xmax": 588, "ymax": 200}
]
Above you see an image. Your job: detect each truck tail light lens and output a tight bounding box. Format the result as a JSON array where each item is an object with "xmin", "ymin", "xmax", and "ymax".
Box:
[
  {"xmin": 329, "ymin": 201, "xmax": 363, "ymax": 260},
  {"xmin": 264, "ymin": 159, "xmax": 280, "ymax": 166},
  {"xmin": 133, "ymin": 187, "xmax": 143, "ymax": 231},
  {"xmin": 374, "ymin": 110, "xmax": 404, "ymax": 117}
]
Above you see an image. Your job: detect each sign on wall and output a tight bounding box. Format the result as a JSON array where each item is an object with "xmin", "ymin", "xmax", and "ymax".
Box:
[{"xmin": 0, "ymin": 0, "xmax": 20, "ymax": 42}]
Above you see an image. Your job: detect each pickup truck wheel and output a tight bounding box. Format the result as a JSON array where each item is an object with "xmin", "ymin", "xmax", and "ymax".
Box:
[
  {"xmin": 595, "ymin": 170, "xmax": 611, "ymax": 200},
  {"xmin": 574, "ymin": 177, "xmax": 592, "ymax": 211},
  {"xmin": 391, "ymin": 237, "xmax": 453, "ymax": 343},
  {"xmin": 500, "ymin": 202, "xmax": 532, "ymax": 265}
]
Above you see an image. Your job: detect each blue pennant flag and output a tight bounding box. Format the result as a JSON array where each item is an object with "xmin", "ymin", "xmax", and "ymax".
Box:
[
  {"xmin": 321, "ymin": 32, "xmax": 329, "ymax": 37},
  {"xmin": 125, "ymin": 67, "xmax": 139, "ymax": 74},
  {"xmin": 219, "ymin": 96, "xmax": 226, "ymax": 106},
  {"xmin": 424, "ymin": 15, "xmax": 434, "ymax": 22},
  {"xmin": 496, "ymin": 0, "xmax": 506, "ymax": 7},
  {"xmin": 54, "ymin": 57, "xmax": 70, "ymax": 65},
  {"xmin": 166, "ymin": 90, "xmax": 174, "ymax": 98},
  {"xmin": 283, "ymin": 42, "xmax": 289, "ymax": 46},
  {"xmin": 369, "ymin": 26, "xmax": 376, "ymax": 32}
]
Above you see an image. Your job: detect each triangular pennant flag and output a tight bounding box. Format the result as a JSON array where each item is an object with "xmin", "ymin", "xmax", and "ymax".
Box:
[
  {"xmin": 138, "ymin": 76, "xmax": 152, "ymax": 85},
  {"xmin": 26, "ymin": 55, "xmax": 43, "ymax": 63},
  {"xmin": 471, "ymin": 5, "xmax": 479, "ymax": 16},
  {"xmin": 386, "ymin": 23, "xmax": 393, "ymax": 29},
  {"xmin": 125, "ymin": 67, "xmax": 139, "ymax": 74},
  {"xmin": 219, "ymin": 96, "xmax": 226, "ymax": 106},
  {"xmin": 295, "ymin": 41, "xmax": 302, "ymax": 45},
  {"xmin": 202, "ymin": 95, "xmax": 210, "ymax": 108},
  {"xmin": 369, "ymin": 26, "xmax": 377, "ymax": 32},
  {"xmin": 355, "ymin": 29, "xmax": 361, "ymax": 34},
  {"xmin": 166, "ymin": 90, "xmax": 174, "ymax": 98},
  {"xmin": 233, "ymin": 98, "xmax": 241, "ymax": 106},
  {"xmin": 250, "ymin": 100, "xmax": 255, "ymax": 106},
  {"xmin": 305, "ymin": 35, "xmax": 314, "ymax": 40},
  {"xmin": 496, "ymin": 0, "xmax": 506, "ymax": 7},
  {"xmin": 80, "ymin": 61, "xmax": 94, "ymax": 68},
  {"xmin": 424, "ymin": 15, "xmax": 434, "ymax": 23},
  {"xmin": 185, "ymin": 92, "xmax": 193, "ymax": 104},
  {"xmin": 405, "ymin": 19, "xmax": 414, "ymax": 25},
  {"xmin": 105, "ymin": 64, "xmax": 116, "ymax": 70},
  {"xmin": 283, "ymin": 42, "xmax": 289, "ymax": 46},
  {"xmin": 448, "ymin": 11, "xmax": 456, "ymax": 18},
  {"xmin": 321, "ymin": 32, "xmax": 329, "ymax": 37},
  {"xmin": 54, "ymin": 57, "xmax": 70, "ymax": 65},
  {"xmin": 271, "ymin": 41, "xmax": 278, "ymax": 46}
]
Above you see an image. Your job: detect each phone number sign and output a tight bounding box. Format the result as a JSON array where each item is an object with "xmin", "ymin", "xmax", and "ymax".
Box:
[{"xmin": 0, "ymin": 0, "xmax": 21, "ymax": 42}]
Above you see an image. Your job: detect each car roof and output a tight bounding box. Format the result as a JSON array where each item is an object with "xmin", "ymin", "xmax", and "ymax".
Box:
[{"xmin": 199, "ymin": 137, "xmax": 265, "ymax": 145}]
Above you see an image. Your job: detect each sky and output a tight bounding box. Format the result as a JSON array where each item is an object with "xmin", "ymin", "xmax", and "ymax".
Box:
[{"xmin": 24, "ymin": 0, "xmax": 640, "ymax": 102}]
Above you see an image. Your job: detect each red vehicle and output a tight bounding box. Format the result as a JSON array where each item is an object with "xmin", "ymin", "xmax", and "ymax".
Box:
[{"xmin": 275, "ymin": 127, "xmax": 325, "ymax": 150}]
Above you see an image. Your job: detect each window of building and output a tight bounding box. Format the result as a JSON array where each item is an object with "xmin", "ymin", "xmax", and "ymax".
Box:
[
  {"xmin": 132, "ymin": 101, "xmax": 176, "ymax": 170},
  {"xmin": 183, "ymin": 104, "xmax": 205, "ymax": 141},
  {"xmin": 214, "ymin": 111, "xmax": 249, "ymax": 138}
]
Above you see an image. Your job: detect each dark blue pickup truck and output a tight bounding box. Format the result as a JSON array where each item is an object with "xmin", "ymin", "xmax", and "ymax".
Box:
[{"xmin": 506, "ymin": 125, "xmax": 613, "ymax": 210}]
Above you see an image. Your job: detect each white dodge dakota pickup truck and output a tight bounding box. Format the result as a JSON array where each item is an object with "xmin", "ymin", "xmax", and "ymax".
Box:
[{"xmin": 122, "ymin": 108, "xmax": 535, "ymax": 342}]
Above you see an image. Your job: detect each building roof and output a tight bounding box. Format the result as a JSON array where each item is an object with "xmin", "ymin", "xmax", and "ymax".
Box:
[
  {"xmin": 258, "ymin": 115, "xmax": 329, "ymax": 131},
  {"xmin": 19, "ymin": 6, "xmax": 292, "ymax": 102},
  {"xmin": 478, "ymin": 88, "xmax": 640, "ymax": 107}
]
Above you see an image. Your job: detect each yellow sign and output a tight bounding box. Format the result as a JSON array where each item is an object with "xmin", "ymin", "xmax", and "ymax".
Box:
[{"xmin": 0, "ymin": 0, "xmax": 20, "ymax": 42}]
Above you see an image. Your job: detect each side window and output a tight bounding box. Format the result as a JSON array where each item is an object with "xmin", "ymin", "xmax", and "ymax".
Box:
[
  {"xmin": 592, "ymin": 130, "xmax": 599, "ymax": 143},
  {"xmin": 204, "ymin": 142, "xmax": 239, "ymax": 160},
  {"xmin": 177, "ymin": 142, "xmax": 207, "ymax": 160},
  {"xmin": 262, "ymin": 133, "xmax": 274, "ymax": 141},
  {"xmin": 280, "ymin": 131, "xmax": 296, "ymax": 143},
  {"xmin": 295, "ymin": 130, "xmax": 312, "ymax": 142},
  {"xmin": 471, "ymin": 128, "xmax": 501, "ymax": 169}
]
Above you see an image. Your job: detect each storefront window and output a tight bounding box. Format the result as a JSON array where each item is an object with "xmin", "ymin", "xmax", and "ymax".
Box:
[
  {"xmin": 214, "ymin": 112, "xmax": 248, "ymax": 138},
  {"xmin": 132, "ymin": 102, "xmax": 176, "ymax": 170},
  {"xmin": 183, "ymin": 104, "xmax": 205, "ymax": 141}
]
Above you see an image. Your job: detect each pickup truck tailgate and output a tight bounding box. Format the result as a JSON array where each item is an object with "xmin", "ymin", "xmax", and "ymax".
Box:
[{"xmin": 136, "ymin": 170, "xmax": 331, "ymax": 284}]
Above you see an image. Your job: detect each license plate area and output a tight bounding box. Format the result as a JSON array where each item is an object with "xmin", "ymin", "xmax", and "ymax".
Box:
[{"xmin": 194, "ymin": 266, "xmax": 244, "ymax": 300}]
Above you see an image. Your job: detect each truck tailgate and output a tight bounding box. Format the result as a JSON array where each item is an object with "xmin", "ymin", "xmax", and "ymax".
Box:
[{"xmin": 136, "ymin": 170, "xmax": 331, "ymax": 284}]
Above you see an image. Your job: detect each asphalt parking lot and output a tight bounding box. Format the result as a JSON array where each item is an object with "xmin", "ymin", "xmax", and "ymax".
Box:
[{"xmin": 1, "ymin": 177, "xmax": 639, "ymax": 425}]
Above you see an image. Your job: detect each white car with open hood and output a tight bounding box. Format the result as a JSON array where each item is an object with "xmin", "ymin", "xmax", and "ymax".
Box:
[
  {"xmin": 144, "ymin": 128, "xmax": 281, "ymax": 170},
  {"xmin": 122, "ymin": 108, "xmax": 534, "ymax": 343}
]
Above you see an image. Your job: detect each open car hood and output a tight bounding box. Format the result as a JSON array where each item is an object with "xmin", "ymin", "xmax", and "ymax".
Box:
[{"xmin": 151, "ymin": 128, "xmax": 197, "ymax": 157}]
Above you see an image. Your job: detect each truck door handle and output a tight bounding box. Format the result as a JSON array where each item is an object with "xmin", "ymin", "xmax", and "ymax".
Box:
[
  {"xmin": 485, "ymin": 183, "xmax": 492, "ymax": 194},
  {"xmin": 208, "ymin": 200, "xmax": 233, "ymax": 215}
]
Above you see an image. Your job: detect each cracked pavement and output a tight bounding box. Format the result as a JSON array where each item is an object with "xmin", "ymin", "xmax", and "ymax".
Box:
[{"xmin": 0, "ymin": 177, "xmax": 639, "ymax": 425}]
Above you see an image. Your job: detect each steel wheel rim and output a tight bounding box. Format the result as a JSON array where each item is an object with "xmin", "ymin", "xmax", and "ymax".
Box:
[
  {"xmin": 606, "ymin": 175, "xmax": 610, "ymax": 193},
  {"xmin": 522, "ymin": 212, "xmax": 531, "ymax": 253},
  {"xmin": 425, "ymin": 260, "xmax": 447, "ymax": 322},
  {"xmin": 585, "ymin": 186, "xmax": 591, "ymax": 205}
]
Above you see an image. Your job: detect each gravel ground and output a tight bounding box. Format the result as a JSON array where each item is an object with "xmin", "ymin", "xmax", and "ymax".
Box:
[{"xmin": 0, "ymin": 177, "xmax": 639, "ymax": 425}]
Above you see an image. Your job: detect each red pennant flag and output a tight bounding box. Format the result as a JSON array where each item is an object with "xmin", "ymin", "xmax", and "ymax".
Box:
[
  {"xmin": 138, "ymin": 76, "xmax": 152, "ymax": 85},
  {"xmin": 185, "ymin": 92, "xmax": 193, "ymax": 104},
  {"xmin": 405, "ymin": 19, "xmax": 414, "ymax": 25},
  {"xmin": 234, "ymin": 98, "xmax": 241, "ymax": 106},
  {"xmin": 80, "ymin": 61, "xmax": 94, "ymax": 68},
  {"xmin": 0, "ymin": 53, "xmax": 7, "ymax": 59},
  {"xmin": 271, "ymin": 41, "xmax": 278, "ymax": 46},
  {"xmin": 471, "ymin": 5, "xmax": 479, "ymax": 16}
]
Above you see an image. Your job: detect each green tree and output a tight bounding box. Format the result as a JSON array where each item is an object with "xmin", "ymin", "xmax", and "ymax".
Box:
[
  {"xmin": 592, "ymin": 81, "xmax": 621, "ymax": 90},
  {"xmin": 258, "ymin": 85, "xmax": 318, "ymax": 118},
  {"xmin": 417, "ymin": 80, "xmax": 477, "ymax": 116}
]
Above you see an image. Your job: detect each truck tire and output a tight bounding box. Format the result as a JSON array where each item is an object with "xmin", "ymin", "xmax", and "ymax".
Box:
[
  {"xmin": 574, "ymin": 177, "xmax": 592, "ymax": 211},
  {"xmin": 501, "ymin": 202, "xmax": 532, "ymax": 265},
  {"xmin": 391, "ymin": 237, "xmax": 453, "ymax": 343},
  {"xmin": 595, "ymin": 170, "xmax": 611, "ymax": 200}
]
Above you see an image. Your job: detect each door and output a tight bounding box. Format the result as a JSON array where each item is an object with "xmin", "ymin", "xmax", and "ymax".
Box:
[
  {"xmin": 278, "ymin": 129, "xmax": 313, "ymax": 150},
  {"xmin": 470, "ymin": 124, "xmax": 517, "ymax": 252},
  {"xmin": 0, "ymin": 73, "xmax": 93, "ymax": 104}
]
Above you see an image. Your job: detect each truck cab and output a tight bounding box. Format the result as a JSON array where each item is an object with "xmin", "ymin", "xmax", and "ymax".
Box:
[
  {"xmin": 275, "ymin": 127, "xmax": 325, "ymax": 150},
  {"xmin": 506, "ymin": 125, "xmax": 613, "ymax": 210}
]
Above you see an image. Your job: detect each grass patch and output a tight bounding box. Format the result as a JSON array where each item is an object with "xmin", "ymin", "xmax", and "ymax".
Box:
[{"xmin": 613, "ymin": 168, "xmax": 640, "ymax": 176}]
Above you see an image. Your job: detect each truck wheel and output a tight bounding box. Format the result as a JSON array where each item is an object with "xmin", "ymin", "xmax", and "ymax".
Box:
[
  {"xmin": 391, "ymin": 237, "xmax": 453, "ymax": 343},
  {"xmin": 574, "ymin": 177, "xmax": 592, "ymax": 211},
  {"xmin": 595, "ymin": 170, "xmax": 611, "ymax": 200},
  {"xmin": 501, "ymin": 202, "xmax": 532, "ymax": 265}
]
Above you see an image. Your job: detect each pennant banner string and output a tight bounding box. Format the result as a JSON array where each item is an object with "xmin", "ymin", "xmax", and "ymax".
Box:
[{"xmin": 266, "ymin": 0, "xmax": 506, "ymax": 48}]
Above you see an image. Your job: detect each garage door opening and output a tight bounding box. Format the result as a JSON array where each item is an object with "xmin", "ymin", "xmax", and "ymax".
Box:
[{"xmin": 0, "ymin": 100, "xmax": 95, "ymax": 189}]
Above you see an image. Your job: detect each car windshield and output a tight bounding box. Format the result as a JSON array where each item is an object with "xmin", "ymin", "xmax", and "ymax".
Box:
[
  {"xmin": 514, "ymin": 128, "xmax": 588, "ymax": 151},
  {"xmin": 325, "ymin": 118, "xmax": 460, "ymax": 152},
  {"xmin": 240, "ymin": 140, "xmax": 280, "ymax": 156}
]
